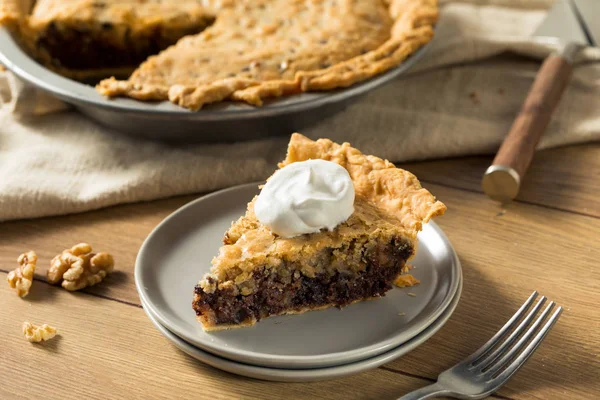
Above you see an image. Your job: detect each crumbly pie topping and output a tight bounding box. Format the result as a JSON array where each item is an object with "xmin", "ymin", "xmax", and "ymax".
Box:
[
  {"xmin": 213, "ymin": 196, "xmax": 408, "ymax": 279},
  {"xmin": 280, "ymin": 133, "xmax": 447, "ymax": 235},
  {"xmin": 97, "ymin": 0, "xmax": 438, "ymax": 109}
]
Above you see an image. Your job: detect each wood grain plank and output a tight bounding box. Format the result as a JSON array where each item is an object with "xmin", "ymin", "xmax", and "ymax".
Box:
[
  {"xmin": 0, "ymin": 196, "xmax": 197, "ymax": 305},
  {"xmin": 399, "ymin": 144, "xmax": 600, "ymax": 218},
  {"xmin": 0, "ymin": 155, "xmax": 598, "ymax": 398},
  {"xmin": 384, "ymin": 184, "xmax": 600, "ymax": 400},
  {"xmin": 0, "ymin": 274, "xmax": 441, "ymax": 400},
  {"xmin": 1, "ymin": 180, "xmax": 598, "ymax": 310}
]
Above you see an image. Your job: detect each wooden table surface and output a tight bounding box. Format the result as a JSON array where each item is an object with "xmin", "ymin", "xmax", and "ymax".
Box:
[{"xmin": 1, "ymin": 143, "xmax": 599, "ymax": 400}]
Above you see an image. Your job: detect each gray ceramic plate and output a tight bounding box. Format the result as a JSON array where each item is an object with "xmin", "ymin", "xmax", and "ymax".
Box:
[
  {"xmin": 0, "ymin": 27, "xmax": 430, "ymax": 142},
  {"xmin": 135, "ymin": 182, "xmax": 461, "ymax": 369},
  {"xmin": 142, "ymin": 277, "xmax": 462, "ymax": 382}
]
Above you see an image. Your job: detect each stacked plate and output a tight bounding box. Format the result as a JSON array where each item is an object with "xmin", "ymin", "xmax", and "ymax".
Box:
[{"xmin": 135, "ymin": 183, "xmax": 462, "ymax": 382}]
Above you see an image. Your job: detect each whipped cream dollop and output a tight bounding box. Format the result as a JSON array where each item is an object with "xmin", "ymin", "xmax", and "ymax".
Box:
[{"xmin": 255, "ymin": 160, "xmax": 355, "ymax": 238}]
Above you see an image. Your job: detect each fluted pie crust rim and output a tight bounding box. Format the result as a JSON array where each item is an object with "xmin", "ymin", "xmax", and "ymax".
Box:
[{"xmin": 0, "ymin": 0, "xmax": 438, "ymax": 109}]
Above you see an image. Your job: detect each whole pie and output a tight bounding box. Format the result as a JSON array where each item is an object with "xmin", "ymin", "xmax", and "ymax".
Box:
[
  {"xmin": 1, "ymin": 0, "xmax": 439, "ymax": 108},
  {"xmin": 193, "ymin": 133, "xmax": 446, "ymax": 331}
]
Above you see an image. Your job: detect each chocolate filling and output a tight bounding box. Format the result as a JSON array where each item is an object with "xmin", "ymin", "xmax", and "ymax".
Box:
[
  {"xmin": 36, "ymin": 20, "xmax": 213, "ymax": 70},
  {"xmin": 193, "ymin": 239, "xmax": 413, "ymax": 326}
]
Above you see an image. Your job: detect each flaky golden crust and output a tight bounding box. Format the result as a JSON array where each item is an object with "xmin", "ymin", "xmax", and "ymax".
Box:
[
  {"xmin": 0, "ymin": 0, "xmax": 34, "ymax": 55},
  {"xmin": 209, "ymin": 196, "xmax": 409, "ymax": 284},
  {"xmin": 0, "ymin": 0, "xmax": 32, "ymax": 26},
  {"xmin": 281, "ymin": 133, "xmax": 447, "ymax": 235},
  {"xmin": 97, "ymin": 0, "xmax": 438, "ymax": 110}
]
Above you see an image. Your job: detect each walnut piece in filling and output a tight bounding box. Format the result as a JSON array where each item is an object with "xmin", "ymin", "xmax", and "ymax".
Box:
[
  {"xmin": 23, "ymin": 322, "xmax": 57, "ymax": 343},
  {"xmin": 7, "ymin": 251, "xmax": 37, "ymax": 297},
  {"xmin": 47, "ymin": 243, "xmax": 114, "ymax": 291}
]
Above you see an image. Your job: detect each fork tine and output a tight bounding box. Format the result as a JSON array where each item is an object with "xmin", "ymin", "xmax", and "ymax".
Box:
[
  {"xmin": 463, "ymin": 291, "xmax": 538, "ymax": 366},
  {"xmin": 475, "ymin": 296, "xmax": 547, "ymax": 370},
  {"xmin": 484, "ymin": 300, "xmax": 554, "ymax": 376},
  {"xmin": 489, "ymin": 306, "xmax": 563, "ymax": 384}
]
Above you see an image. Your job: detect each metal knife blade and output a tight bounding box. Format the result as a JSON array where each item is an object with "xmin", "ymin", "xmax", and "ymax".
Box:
[
  {"xmin": 572, "ymin": 0, "xmax": 600, "ymax": 46},
  {"xmin": 533, "ymin": 0, "xmax": 591, "ymax": 46}
]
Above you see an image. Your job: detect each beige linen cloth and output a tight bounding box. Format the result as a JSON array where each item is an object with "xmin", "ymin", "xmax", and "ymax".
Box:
[{"xmin": 1, "ymin": 0, "xmax": 600, "ymax": 222}]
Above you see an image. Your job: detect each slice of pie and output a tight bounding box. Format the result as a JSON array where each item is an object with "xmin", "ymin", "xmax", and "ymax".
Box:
[
  {"xmin": 97, "ymin": 0, "xmax": 438, "ymax": 109},
  {"xmin": 0, "ymin": 0, "xmax": 217, "ymax": 81},
  {"xmin": 193, "ymin": 133, "xmax": 446, "ymax": 331}
]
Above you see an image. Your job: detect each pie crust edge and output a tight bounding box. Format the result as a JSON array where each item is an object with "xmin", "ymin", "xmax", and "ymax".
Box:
[{"xmin": 96, "ymin": 0, "xmax": 439, "ymax": 110}]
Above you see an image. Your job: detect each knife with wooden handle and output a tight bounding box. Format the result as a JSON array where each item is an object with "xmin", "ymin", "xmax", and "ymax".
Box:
[
  {"xmin": 482, "ymin": 0, "xmax": 597, "ymax": 203},
  {"xmin": 481, "ymin": 48, "xmax": 575, "ymax": 203}
]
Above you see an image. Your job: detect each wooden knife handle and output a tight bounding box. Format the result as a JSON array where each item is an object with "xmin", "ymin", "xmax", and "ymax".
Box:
[{"xmin": 492, "ymin": 54, "xmax": 573, "ymax": 177}]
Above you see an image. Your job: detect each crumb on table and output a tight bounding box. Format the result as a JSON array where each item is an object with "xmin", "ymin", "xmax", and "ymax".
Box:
[
  {"xmin": 407, "ymin": 293, "xmax": 417, "ymax": 297},
  {"xmin": 469, "ymin": 91, "xmax": 480, "ymax": 104},
  {"xmin": 23, "ymin": 322, "xmax": 57, "ymax": 343},
  {"xmin": 394, "ymin": 274, "xmax": 420, "ymax": 288}
]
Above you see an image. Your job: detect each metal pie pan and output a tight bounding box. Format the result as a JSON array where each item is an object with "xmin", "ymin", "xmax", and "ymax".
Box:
[
  {"xmin": 0, "ymin": 27, "xmax": 430, "ymax": 142},
  {"xmin": 135, "ymin": 182, "xmax": 461, "ymax": 369}
]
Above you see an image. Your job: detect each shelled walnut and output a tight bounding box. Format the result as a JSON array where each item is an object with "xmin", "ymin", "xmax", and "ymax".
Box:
[
  {"xmin": 47, "ymin": 243, "xmax": 114, "ymax": 291},
  {"xmin": 7, "ymin": 251, "xmax": 37, "ymax": 297},
  {"xmin": 23, "ymin": 322, "xmax": 57, "ymax": 343}
]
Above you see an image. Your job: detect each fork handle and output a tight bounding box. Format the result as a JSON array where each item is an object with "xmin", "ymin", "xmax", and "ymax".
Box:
[{"xmin": 397, "ymin": 383, "xmax": 451, "ymax": 400}]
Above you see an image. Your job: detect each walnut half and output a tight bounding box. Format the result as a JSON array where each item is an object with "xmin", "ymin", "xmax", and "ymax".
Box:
[
  {"xmin": 7, "ymin": 251, "xmax": 37, "ymax": 297},
  {"xmin": 23, "ymin": 322, "xmax": 57, "ymax": 343},
  {"xmin": 47, "ymin": 243, "xmax": 114, "ymax": 291}
]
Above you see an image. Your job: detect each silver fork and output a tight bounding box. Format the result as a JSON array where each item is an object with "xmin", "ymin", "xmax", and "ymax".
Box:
[{"xmin": 399, "ymin": 292, "xmax": 562, "ymax": 400}]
